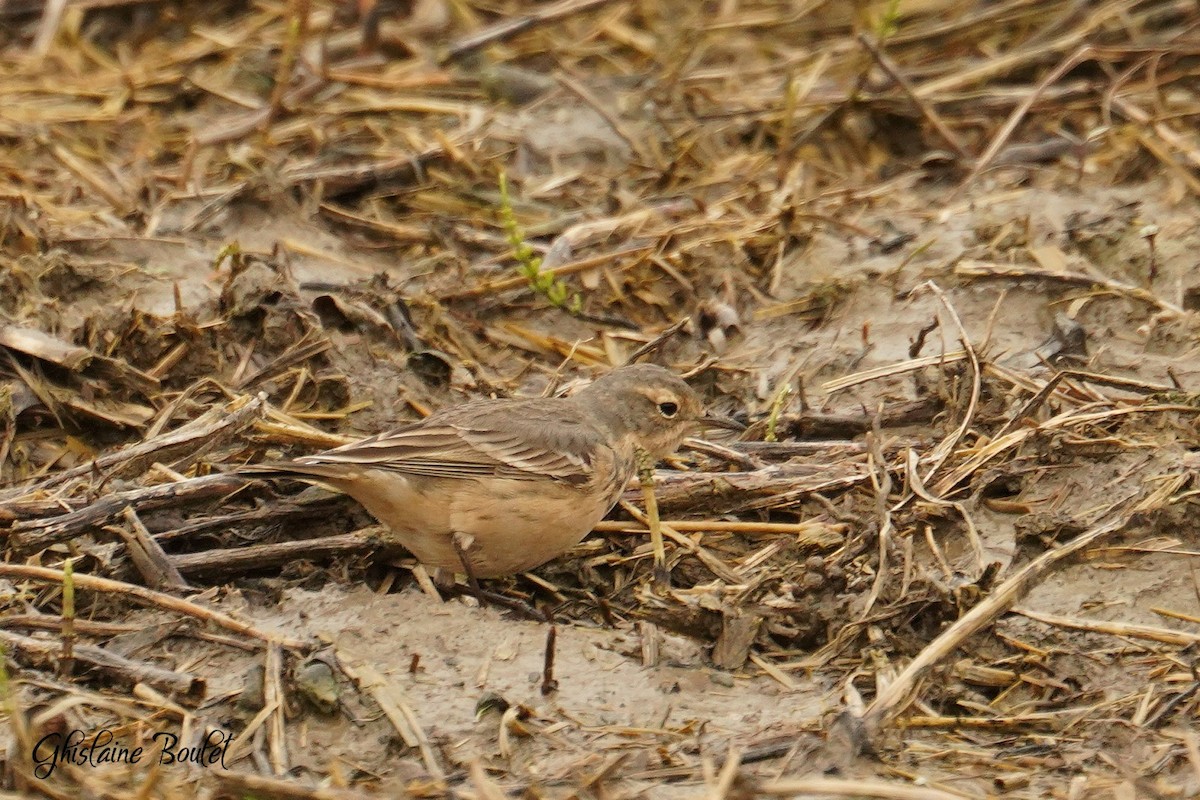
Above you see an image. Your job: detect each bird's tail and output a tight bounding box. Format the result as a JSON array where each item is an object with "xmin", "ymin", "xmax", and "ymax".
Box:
[{"xmin": 237, "ymin": 461, "xmax": 349, "ymax": 483}]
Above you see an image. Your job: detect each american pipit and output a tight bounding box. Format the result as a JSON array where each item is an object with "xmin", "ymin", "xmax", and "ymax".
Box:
[{"xmin": 243, "ymin": 364, "xmax": 730, "ymax": 579}]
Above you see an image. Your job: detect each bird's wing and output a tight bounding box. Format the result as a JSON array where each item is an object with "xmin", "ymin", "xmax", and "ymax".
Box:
[{"xmin": 293, "ymin": 400, "xmax": 602, "ymax": 484}]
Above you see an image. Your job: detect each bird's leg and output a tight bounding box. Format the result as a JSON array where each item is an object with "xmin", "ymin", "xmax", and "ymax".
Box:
[
  {"xmin": 636, "ymin": 446, "xmax": 670, "ymax": 590},
  {"xmin": 448, "ymin": 533, "xmax": 544, "ymax": 620},
  {"xmin": 451, "ymin": 531, "xmax": 485, "ymax": 602}
]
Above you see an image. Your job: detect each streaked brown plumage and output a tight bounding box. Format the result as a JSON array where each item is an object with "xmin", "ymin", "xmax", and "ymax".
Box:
[{"xmin": 242, "ymin": 364, "xmax": 710, "ymax": 577}]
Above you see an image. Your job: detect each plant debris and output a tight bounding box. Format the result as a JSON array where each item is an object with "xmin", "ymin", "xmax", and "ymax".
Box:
[{"xmin": 4, "ymin": 0, "xmax": 1200, "ymax": 797}]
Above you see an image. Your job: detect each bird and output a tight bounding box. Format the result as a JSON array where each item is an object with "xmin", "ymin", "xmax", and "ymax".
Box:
[{"xmin": 242, "ymin": 364, "xmax": 732, "ymax": 580}]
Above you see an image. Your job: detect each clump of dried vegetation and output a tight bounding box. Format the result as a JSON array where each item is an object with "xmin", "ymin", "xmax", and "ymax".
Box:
[{"xmin": 3, "ymin": 0, "xmax": 1200, "ymax": 797}]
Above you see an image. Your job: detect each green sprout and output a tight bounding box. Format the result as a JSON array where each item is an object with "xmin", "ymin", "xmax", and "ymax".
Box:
[
  {"xmin": 877, "ymin": 0, "xmax": 902, "ymax": 39},
  {"xmin": 498, "ymin": 170, "xmax": 582, "ymax": 314},
  {"xmin": 765, "ymin": 381, "xmax": 793, "ymax": 443}
]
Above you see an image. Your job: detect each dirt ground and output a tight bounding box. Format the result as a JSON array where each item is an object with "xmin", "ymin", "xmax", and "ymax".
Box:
[{"xmin": 4, "ymin": 1, "xmax": 1200, "ymax": 799}]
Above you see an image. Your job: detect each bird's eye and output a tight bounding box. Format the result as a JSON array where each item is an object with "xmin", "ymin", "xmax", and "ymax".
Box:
[{"xmin": 658, "ymin": 401, "xmax": 679, "ymax": 418}]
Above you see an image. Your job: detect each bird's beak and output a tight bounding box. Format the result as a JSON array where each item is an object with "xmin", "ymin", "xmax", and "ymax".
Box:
[{"xmin": 699, "ymin": 412, "xmax": 746, "ymax": 431}]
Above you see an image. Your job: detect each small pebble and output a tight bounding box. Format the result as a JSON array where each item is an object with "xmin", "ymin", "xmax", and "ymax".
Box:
[
  {"xmin": 709, "ymin": 671, "xmax": 735, "ymax": 687},
  {"xmin": 799, "ymin": 571, "xmax": 825, "ymax": 592}
]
